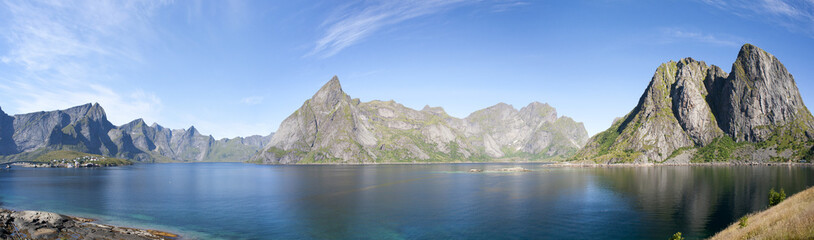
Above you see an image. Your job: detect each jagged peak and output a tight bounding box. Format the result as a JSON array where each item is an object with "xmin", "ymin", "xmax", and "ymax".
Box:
[
  {"xmin": 732, "ymin": 43, "xmax": 786, "ymax": 83},
  {"xmin": 677, "ymin": 57, "xmax": 706, "ymax": 68},
  {"xmin": 520, "ymin": 101, "xmax": 557, "ymax": 117},
  {"xmin": 735, "ymin": 43, "xmax": 775, "ymax": 66},
  {"xmin": 65, "ymin": 103, "xmax": 94, "ymax": 112},
  {"xmin": 466, "ymin": 102, "xmax": 517, "ymax": 120},
  {"xmin": 489, "ymin": 102, "xmax": 514, "ymax": 110},
  {"xmin": 53, "ymin": 103, "xmax": 106, "ymax": 122},
  {"xmin": 127, "ymin": 118, "xmax": 146, "ymax": 126},
  {"xmin": 524, "ymin": 101, "xmax": 552, "ymax": 109},
  {"xmin": 311, "ymin": 76, "xmax": 348, "ymax": 106},
  {"xmin": 86, "ymin": 102, "xmax": 107, "ymax": 118},
  {"xmin": 317, "ymin": 76, "xmax": 343, "ymax": 94},
  {"xmin": 421, "ymin": 105, "xmax": 447, "ymax": 115}
]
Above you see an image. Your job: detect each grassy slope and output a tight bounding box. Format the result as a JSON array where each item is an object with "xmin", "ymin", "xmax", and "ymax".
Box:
[{"xmin": 709, "ymin": 185, "xmax": 814, "ymax": 240}]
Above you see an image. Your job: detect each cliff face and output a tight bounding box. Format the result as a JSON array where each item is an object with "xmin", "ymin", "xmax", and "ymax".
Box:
[
  {"xmin": 0, "ymin": 104, "xmax": 273, "ymax": 163},
  {"xmin": 575, "ymin": 44, "xmax": 814, "ymax": 163},
  {"xmin": 9, "ymin": 103, "xmax": 118, "ymax": 156},
  {"xmin": 709, "ymin": 44, "xmax": 814, "ymax": 142},
  {"xmin": 254, "ymin": 76, "xmax": 588, "ymax": 164}
]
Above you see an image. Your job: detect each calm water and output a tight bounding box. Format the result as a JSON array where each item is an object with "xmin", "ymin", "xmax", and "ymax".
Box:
[{"xmin": 1, "ymin": 163, "xmax": 813, "ymax": 239}]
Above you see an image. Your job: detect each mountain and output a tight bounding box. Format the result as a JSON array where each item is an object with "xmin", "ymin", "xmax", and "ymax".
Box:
[
  {"xmin": 0, "ymin": 104, "xmax": 273, "ymax": 163},
  {"xmin": 253, "ymin": 76, "xmax": 588, "ymax": 164},
  {"xmin": 574, "ymin": 44, "xmax": 814, "ymax": 163}
]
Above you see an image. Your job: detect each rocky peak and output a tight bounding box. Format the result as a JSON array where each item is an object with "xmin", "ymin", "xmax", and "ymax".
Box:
[
  {"xmin": 121, "ymin": 118, "xmax": 147, "ymax": 131},
  {"xmin": 311, "ymin": 76, "xmax": 348, "ymax": 107},
  {"xmin": 715, "ymin": 43, "xmax": 812, "ymax": 141},
  {"xmin": 574, "ymin": 43, "xmax": 814, "ymax": 164},
  {"xmin": 732, "ymin": 43, "xmax": 785, "ymax": 85},
  {"xmin": 467, "ymin": 103, "xmax": 517, "ymax": 120},
  {"xmin": 186, "ymin": 126, "xmax": 200, "ymax": 136},
  {"xmin": 519, "ymin": 102, "xmax": 557, "ymax": 124},
  {"xmin": 150, "ymin": 123, "xmax": 165, "ymax": 131},
  {"xmin": 421, "ymin": 105, "xmax": 447, "ymax": 116}
]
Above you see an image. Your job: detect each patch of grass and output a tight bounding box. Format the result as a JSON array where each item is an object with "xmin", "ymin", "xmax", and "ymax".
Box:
[
  {"xmin": 666, "ymin": 146, "xmax": 694, "ymax": 161},
  {"xmin": 691, "ymin": 136, "xmax": 749, "ymax": 162}
]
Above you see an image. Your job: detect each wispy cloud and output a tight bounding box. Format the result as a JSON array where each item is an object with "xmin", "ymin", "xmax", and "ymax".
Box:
[
  {"xmin": 0, "ymin": 0, "xmax": 169, "ymax": 124},
  {"xmin": 241, "ymin": 96, "xmax": 264, "ymax": 105},
  {"xmin": 659, "ymin": 28, "xmax": 746, "ymax": 47},
  {"xmin": 307, "ymin": 0, "xmax": 470, "ymax": 58},
  {"xmin": 491, "ymin": 0, "xmax": 530, "ymax": 13},
  {"xmin": 699, "ymin": 0, "xmax": 814, "ymax": 37}
]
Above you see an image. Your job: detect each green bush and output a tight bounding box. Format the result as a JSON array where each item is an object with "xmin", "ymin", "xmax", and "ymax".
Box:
[
  {"xmin": 768, "ymin": 188, "xmax": 787, "ymax": 207},
  {"xmin": 739, "ymin": 216, "xmax": 748, "ymax": 228},
  {"xmin": 668, "ymin": 232, "xmax": 684, "ymax": 240}
]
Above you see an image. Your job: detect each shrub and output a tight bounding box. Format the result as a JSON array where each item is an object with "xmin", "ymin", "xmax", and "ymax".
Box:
[
  {"xmin": 668, "ymin": 232, "xmax": 685, "ymax": 240},
  {"xmin": 738, "ymin": 216, "xmax": 748, "ymax": 228},
  {"xmin": 768, "ymin": 188, "xmax": 787, "ymax": 207}
]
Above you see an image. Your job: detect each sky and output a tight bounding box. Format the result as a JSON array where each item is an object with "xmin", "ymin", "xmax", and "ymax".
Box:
[{"xmin": 1, "ymin": 0, "xmax": 813, "ymax": 139}]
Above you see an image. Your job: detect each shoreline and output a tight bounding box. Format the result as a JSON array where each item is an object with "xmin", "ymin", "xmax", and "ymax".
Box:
[
  {"xmin": 7, "ymin": 160, "xmax": 812, "ymax": 168},
  {"xmin": 246, "ymin": 161, "xmax": 814, "ymax": 167},
  {"xmin": 0, "ymin": 207, "xmax": 178, "ymax": 240},
  {"xmin": 545, "ymin": 162, "xmax": 814, "ymax": 168}
]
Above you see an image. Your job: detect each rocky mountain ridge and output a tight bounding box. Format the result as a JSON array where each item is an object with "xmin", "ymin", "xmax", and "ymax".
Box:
[
  {"xmin": 573, "ymin": 44, "xmax": 814, "ymax": 163},
  {"xmin": 254, "ymin": 76, "xmax": 588, "ymax": 164},
  {"xmin": 0, "ymin": 103, "xmax": 273, "ymax": 163}
]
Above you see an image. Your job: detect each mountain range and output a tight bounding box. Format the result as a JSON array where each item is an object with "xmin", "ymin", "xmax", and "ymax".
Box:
[
  {"xmin": 0, "ymin": 103, "xmax": 272, "ymax": 163},
  {"xmin": 253, "ymin": 77, "xmax": 589, "ymax": 164},
  {"xmin": 3, "ymin": 43, "xmax": 810, "ymax": 165},
  {"xmin": 573, "ymin": 44, "xmax": 814, "ymax": 163}
]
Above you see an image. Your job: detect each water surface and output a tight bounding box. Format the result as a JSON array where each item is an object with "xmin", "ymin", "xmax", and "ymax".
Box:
[{"xmin": 1, "ymin": 163, "xmax": 812, "ymax": 239}]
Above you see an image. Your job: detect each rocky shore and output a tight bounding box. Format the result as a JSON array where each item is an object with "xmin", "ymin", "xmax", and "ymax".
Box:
[{"xmin": 0, "ymin": 208, "xmax": 177, "ymax": 240}]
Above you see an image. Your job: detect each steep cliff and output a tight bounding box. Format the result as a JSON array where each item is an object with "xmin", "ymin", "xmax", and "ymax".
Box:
[
  {"xmin": 574, "ymin": 44, "xmax": 814, "ymax": 163},
  {"xmin": 254, "ymin": 76, "xmax": 588, "ymax": 164}
]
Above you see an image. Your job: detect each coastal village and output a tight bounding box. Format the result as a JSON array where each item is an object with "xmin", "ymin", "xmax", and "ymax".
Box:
[{"xmin": 10, "ymin": 155, "xmax": 108, "ymax": 168}]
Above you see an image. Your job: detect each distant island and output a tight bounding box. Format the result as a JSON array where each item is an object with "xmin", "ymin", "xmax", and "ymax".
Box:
[{"xmin": 8, "ymin": 150, "xmax": 131, "ymax": 168}]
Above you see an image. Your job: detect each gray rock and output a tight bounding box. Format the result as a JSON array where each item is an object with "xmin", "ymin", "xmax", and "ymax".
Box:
[
  {"xmin": 576, "ymin": 44, "xmax": 814, "ymax": 163},
  {"xmin": 709, "ymin": 43, "xmax": 814, "ymax": 142},
  {"xmin": 0, "ymin": 103, "xmax": 273, "ymax": 163},
  {"xmin": 255, "ymin": 76, "xmax": 589, "ymax": 164},
  {"xmin": 0, "ymin": 208, "xmax": 176, "ymax": 240}
]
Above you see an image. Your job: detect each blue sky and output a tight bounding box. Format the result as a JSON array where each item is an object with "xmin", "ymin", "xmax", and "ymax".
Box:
[{"xmin": 1, "ymin": 0, "xmax": 813, "ymax": 139}]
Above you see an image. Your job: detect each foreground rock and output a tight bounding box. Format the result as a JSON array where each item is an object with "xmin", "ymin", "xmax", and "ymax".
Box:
[
  {"xmin": 0, "ymin": 209, "xmax": 177, "ymax": 240},
  {"xmin": 574, "ymin": 44, "xmax": 814, "ymax": 164}
]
